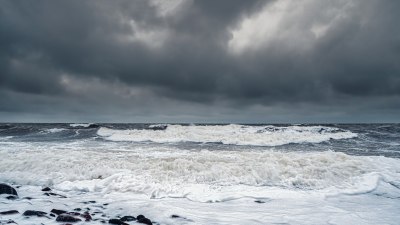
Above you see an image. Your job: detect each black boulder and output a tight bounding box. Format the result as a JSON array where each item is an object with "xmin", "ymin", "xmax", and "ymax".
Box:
[
  {"xmin": 120, "ymin": 215, "xmax": 136, "ymax": 222},
  {"xmin": 0, "ymin": 183, "xmax": 18, "ymax": 196},
  {"xmin": 109, "ymin": 218, "xmax": 129, "ymax": 225},
  {"xmin": 0, "ymin": 210, "xmax": 19, "ymax": 215},
  {"xmin": 50, "ymin": 209, "xmax": 67, "ymax": 215},
  {"xmin": 23, "ymin": 210, "xmax": 47, "ymax": 217},
  {"xmin": 56, "ymin": 214, "xmax": 82, "ymax": 222}
]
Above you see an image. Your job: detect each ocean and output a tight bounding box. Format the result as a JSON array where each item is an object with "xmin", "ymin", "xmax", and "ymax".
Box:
[{"xmin": 0, "ymin": 123, "xmax": 399, "ymax": 224}]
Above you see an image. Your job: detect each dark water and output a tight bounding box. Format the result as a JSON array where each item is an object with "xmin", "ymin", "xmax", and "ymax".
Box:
[{"xmin": 0, "ymin": 123, "xmax": 399, "ymax": 158}]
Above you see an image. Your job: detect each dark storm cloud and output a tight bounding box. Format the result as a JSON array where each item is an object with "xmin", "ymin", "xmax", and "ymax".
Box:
[{"xmin": 0, "ymin": 0, "xmax": 399, "ymax": 122}]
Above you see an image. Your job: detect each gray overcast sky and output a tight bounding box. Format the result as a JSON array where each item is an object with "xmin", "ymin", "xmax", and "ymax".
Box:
[{"xmin": 0, "ymin": 0, "xmax": 399, "ymax": 123}]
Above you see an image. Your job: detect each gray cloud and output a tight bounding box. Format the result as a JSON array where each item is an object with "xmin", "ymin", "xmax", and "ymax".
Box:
[{"xmin": 0, "ymin": 0, "xmax": 399, "ymax": 122}]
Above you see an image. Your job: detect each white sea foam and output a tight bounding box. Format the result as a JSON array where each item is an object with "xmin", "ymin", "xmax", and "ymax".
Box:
[
  {"xmin": 97, "ymin": 124, "xmax": 357, "ymax": 146},
  {"xmin": 1, "ymin": 139, "xmax": 400, "ymax": 224},
  {"xmin": 1, "ymin": 142, "xmax": 397, "ymax": 203}
]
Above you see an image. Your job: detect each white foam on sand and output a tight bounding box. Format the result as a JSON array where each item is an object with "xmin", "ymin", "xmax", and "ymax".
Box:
[{"xmin": 97, "ymin": 124, "xmax": 357, "ymax": 146}]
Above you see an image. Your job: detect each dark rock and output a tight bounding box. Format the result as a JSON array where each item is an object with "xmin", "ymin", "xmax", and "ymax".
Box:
[
  {"xmin": 56, "ymin": 214, "xmax": 82, "ymax": 222},
  {"xmin": 44, "ymin": 192, "xmax": 66, "ymax": 198},
  {"xmin": 50, "ymin": 213, "xmax": 55, "ymax": 217},
  {"xmin": 0, "ymin": 184, "xmax": 18, "ymax": 196},
  {"xmin": 136, "ymin": 215, "xmax": 145, "ymax": 220},
  {"xmin": 23, "ymin": 197, "xmax": 34, "ymax": 200},
  {"xmin": 41, "ymin": 187, "xmax": 51, "ymax": 191},
  {"xmin": 51, "ymin": 209, "xmax": 67, "ymax": 215},
  {"xmin": 171, "ymin": 214, "xmax": 181, "ymax": 218},
  {"xmin": 108, "ymin": 218, "xmax": 129, "ymax": 225},
  {"xmin": 88, "ymin": 200, "xmax": 96, "ymax": 203},
  {"xmin": 74, "ymin": 208, "xmax": 81, "ymax": 211},
  {"xmin": 254, "ymin": 200, "xmax": 266, "ymax": 203},
  {"xmin": 5, "ymin": 196, "xmax": 18, "ymax": 200},
  {"xmin": 120, "ymin": 215, "xmax": 136, "ymax": 221},
  {"xmin": 103, "ymin": 203, "xmax": 109, "ymax": 206},
  {"xmin": 81, "ymin": 212, "xmax": 92, "ymax": 221},
  {"xmin": 23, "ymin": 210, "xmax": 47, "ymax": 217},
  {"xmin": 0, "ymin": 210, "xmax": 19, "ymax": 215},
  {"xmin": 67, "ymin": 212, "xmax": 81, "ymax": 216},
  {"xmin": 138, "ymin": 217, "xmax": 152, "ymax": 225}
]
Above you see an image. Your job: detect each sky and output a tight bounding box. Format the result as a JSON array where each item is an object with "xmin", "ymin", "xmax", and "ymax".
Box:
[{"xmin": 0, "ymin": 0, "xmax": 399, "ymax": 123}]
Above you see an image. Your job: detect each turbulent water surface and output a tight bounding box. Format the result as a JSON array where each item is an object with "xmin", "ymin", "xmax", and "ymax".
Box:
[{"xmin": 0, "ymin": 123, "xmax": 400, "ymax": 224}]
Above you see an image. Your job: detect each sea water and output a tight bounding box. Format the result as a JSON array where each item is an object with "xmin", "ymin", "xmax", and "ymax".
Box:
[{"xmin": 0, "ymin": 124, "xmax": 399, "ymax": 224}]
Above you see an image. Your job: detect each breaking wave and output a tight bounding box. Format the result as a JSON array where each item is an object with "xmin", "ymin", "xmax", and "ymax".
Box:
[
  {"xmin": 97, "ymin": 124, "xmax": 357, "ymax": 146},
  {"xmin": 0, "ymin": 145, "xmax": 398, "ymax": 202}
]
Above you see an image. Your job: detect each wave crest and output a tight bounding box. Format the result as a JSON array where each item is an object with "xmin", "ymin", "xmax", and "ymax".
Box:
[{"xmin": 97, "ymin": 124, "xmax": 357, "ymax": 146}]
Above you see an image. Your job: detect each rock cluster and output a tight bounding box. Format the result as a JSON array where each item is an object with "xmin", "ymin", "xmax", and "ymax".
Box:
[{"xmin": 0, "ymin": 183, "xmax": 159, "ymax": 225}]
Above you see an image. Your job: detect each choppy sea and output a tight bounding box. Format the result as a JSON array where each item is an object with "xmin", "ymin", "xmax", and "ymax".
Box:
[{"xmin": 1, "ymin": 123, "xmax": 400, "ymax": 224}]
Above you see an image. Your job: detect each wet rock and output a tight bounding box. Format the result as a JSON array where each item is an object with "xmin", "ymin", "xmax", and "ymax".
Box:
[
  {"xmin": 56, "ymin": 214, "xmax": 82, "ymax": 223},
  {"xmin": 43, "ymin": 192, "xmax": 66, "ymax": 198},
  {"xmin": 0, "ymin": 210, "xmax": 19, "ymax": 215},
  {"xmin": 41, "ymin": 187, "xmax": 51, "ymax": 191},
  {"xmin": 0, "ymin": 184, "xmax": 17, "ymax": 196},
  {"xmin": 23, "ymin": 210, "xmax": 47, "ymax": 217},
  {"xmin": 23, "ymin": 197, "xmax": 34, "ymax": 200},
  {"xmin": 120, "ymin": 215, "xmax": 136, "ymax": 222},
  {"xmin": 74, "ymin": 208, "xmax": 81, "ymax": 211},
  {"xmin": 67, "ymin": 212, "xmax": 81, "ymax": 216},
  {"xmin": 138, "ymin": 217, "xmax": 152, "ymax": 225},
  {"xmin": 5, "ymin": 196, "xmax": 17, "ymax": 200},
  {"xmin": 137, "ymin": 215, "xmax": 145, "ymax": 220},
  {"xmin": 50, "ymin": 213, "xmax": 56, "ymax": 217},
  {"xmin": 51, "ymin": 209, "xmax": 67, "ymax": 215},
  {"xmin": 170, "ymin": 214, "xmax": 191, "ymax": 222},
  {"xmin": 109, "ymin": 218, "xmax": 129, "ymax": 225},
  {"xmin": 81, "ymin": 212, "xmax": 92, "ymax": 221},
  {"xmin": 254, "ymin": 200, "xmax": 266, "ymax": 204},
  {"xmin": 137, "ymin": 215, "xmax": 152, "ymax": 225}
]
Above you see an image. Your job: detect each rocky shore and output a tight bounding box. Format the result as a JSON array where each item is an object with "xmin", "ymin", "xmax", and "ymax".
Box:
[{"xmin": 0, "ymin": 183, "xmax": 161, "ymax": 225}]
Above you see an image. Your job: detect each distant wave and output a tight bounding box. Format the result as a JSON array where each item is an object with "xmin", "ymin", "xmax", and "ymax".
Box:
[
  {"xmin": 97, "ymin": 124, "xmax": 357, "ymax": 146},
  {"xmin": 43, "ymin": 128, "xmax": 67, "ymax": 133},
  {"xmin": 69, "ymin": 123, "xmax": 99, "ymax": 128}
]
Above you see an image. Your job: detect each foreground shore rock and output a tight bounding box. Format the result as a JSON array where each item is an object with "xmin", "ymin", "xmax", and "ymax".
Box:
[
  {"xmin": 0, "ymin": 183, "xmax": 18, "ymax": 196},
  {"xmin": 0, "ymin": 183, "xmax": 157, "ymax": 225}
]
